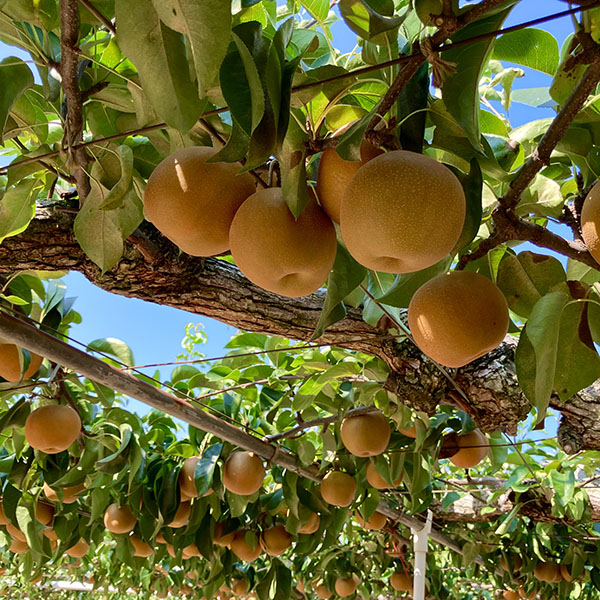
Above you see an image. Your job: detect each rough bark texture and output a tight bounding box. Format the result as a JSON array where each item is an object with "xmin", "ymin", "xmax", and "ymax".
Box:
[
  {"xmin": 0, "ymin": 208, "xmax": 598, "ymax": 451},
  {"xmin": 430, "ymin": 480, "xmax": 600, "ymax": 523}
]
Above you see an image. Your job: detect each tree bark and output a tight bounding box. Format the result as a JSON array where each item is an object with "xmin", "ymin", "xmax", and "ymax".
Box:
[
  {"xmin": 430, "ymin": 479, "xmax": 600, "ymax": 524},
  {"xmin": 0, "ymin": 208, "xmax": 598, "ymax": 451}
]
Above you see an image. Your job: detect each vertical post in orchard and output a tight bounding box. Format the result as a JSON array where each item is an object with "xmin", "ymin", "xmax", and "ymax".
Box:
[{"xmin": 412, "ymin": 510, "xmax": 433, "ymax": 600}]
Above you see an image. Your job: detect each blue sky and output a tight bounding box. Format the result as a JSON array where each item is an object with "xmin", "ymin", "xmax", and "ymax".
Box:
[{"xmin": 0, "ymin": 1, "xmax": 577, "ymax": 427}]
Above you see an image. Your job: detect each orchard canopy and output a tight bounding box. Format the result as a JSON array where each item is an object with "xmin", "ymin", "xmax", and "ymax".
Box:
[{"xmin": 6, "ymin": 0, "xmax": 600, "ymax": 598}]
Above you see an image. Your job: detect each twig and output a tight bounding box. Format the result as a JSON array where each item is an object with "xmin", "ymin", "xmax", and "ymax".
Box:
[
  {"xmin": 192, "ymin": 374, "xmax": 368, "ymax": 403},
  {"xmin": 13, "ymin": 138, "xmax": 76, "ymax": 184},
  {"xmin": 364, "ymin": 0, "xmax": 528, "ymax": 143},
  {"xmin": 81, "ymin": 80, "xmax": 109, "ymax": 101},
  {"xmin": 500, "ymin": 58, "xmax": 600, "ymax": 210},
  {"xmin": 59, "ymin": 0, "xmax": 90, "ymax": 205},
  {"xmin": 458, "ymin": 206, "xmax": 599, "ymax": 270},
  {"xmin": 78, "ymin": 0, "xmax": 116, "ymax": 35},
  {"xmin": 126, "ymin": 228, "xmax": 162, "ymax": 265}
]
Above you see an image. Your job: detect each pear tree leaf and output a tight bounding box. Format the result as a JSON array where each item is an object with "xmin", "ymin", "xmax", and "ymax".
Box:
[
  {"xmin": 74, "ymin": 177, "xmax": 143, "ymax": 272},
  {"xmin": 450, "ymin": 158, "xmax": 483, "ymax": 253},
  {"xmin": 516, "ymin": 284, "xmax": 600, "ymax": 421},
  {"xmin": 87, "ymin": 337, "xmax": 135, "ymax": 366},
  {"xmin": 497, "ymin": 251, "xmax": 566, "ymax": 318},
  {"xmin": 301, "ymin": 0, "xmax": 329, "ymax": 21},
  {"xmin": 313, "ymin": 245, "xmax": 366, "ymax": 339},
  {"xmin": 0, "ymin": 179, "xmax": 38, "ymax": 244},
  {"xmin": 442, "ymin": 7, "xmax": 514, "ymax": 149},
  {"xmin": 492, "ymin": 28, "xmax": 559, "ymax": 75},
  {"xmin": 278, "ymin": 109, "xmax": 310, "ymax": 217},
  {"xmin": 99, "ymin": 145, "xmax": 134, "ymax": 211},
  {"xmin": 376, "ymin": 256, "xmax": 451, "ymax": 308},
  {"xmin": 193, "ymin": 443, "xmax": 223, "ymax": 497},
  {"xmin": 0, "ymin": 57, "xmax": 34, "ymax": 140},
  {"xmin": 115, "ymin": 0, "xmax": 203, "ymax": 131},
  {"xmin": 150, "ymin": 0, "xmax": 231, "ymax": 97}
]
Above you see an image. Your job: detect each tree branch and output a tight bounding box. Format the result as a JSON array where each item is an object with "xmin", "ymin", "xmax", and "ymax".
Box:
[
  {"xmin": 78, "ymin": 0, "xmax": 116, "ymax": 35},
  {"xmin": 59, "ymin": 0, "xmax": 90, "ymax": 205},
  {"xmin": 458, "ymin": 207, "xmax": 599, "ymax": 270},
  {"xmin": 431, "ymin": 478, "xmax": 600, "ymax": 523},
  {"xmin": 5, "ymin": 208, "xmax": 600, "ymax": 452},
  {"xmin": 501, "ymin": 58, "xmax": 600, "ymax": 210},
  {"xmin": 365, "ymin": 0, "xmax": 516, "ymax": 144}
]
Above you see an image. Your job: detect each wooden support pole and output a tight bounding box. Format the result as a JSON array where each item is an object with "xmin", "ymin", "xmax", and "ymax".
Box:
[{"xmin": 0, "ymin": 311, "xmax": 478, "ymax": 564}]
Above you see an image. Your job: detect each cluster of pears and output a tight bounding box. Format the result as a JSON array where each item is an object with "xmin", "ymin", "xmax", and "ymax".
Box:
[
  {"xmin": 144, "ymin": 142, "xmax": 509, "ymax": 367},
  {"xmin": 320, "ymin": 410, "xmax": 489, "ymax": 508},
  {"xmin": 501, "ymin": 554, "xmax": 578, "ymax": 600},
  {"xmin": 144, "ymin": 147, "xmax": 337, "ymax": 298},
  {"xmin": 0, "ymin": 479, "xmax": 88, "ymax": 557}
]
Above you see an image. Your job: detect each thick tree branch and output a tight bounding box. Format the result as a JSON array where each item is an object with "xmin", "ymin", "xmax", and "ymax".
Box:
[
  {"xmin": 431, "ymin": 478, "xmax": 600, "ymax": 523},
  {"xmin": 458, "ymin": 207, "xmax": 599, "ymax": 270},
  {"xmin": 3, "ymin": 208, "xmax": 600, "ymax": 451},
  {"xmin": 59, "ymin": 0, "xmax": 90, "ymax": 204}
]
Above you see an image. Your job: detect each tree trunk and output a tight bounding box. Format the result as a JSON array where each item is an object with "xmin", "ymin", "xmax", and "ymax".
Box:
[{"xmin": 0, "ymin": 208, "xmax": 598, "ymax": 452}]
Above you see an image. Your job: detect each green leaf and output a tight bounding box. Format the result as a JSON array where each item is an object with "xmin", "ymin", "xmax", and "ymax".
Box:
[
  {"xmin": 274, "ymin": 561, "xmax": 292, "ymax": 600},
  {"xmin": 278, "ymin": 110, "xmax": 310, "ymax": 218},
  {"xmin": 0, "ymin": 179, "xmax": 37, "ymax": 244},
  {"xmin": 282, "ymin": 471, "xmax": 299, "ymax": 519},
  {"xmin": 256, "ymin": 562, "xmax": 276, "ymax": 600},
  {"xmin": 450, "ymin": 159, "xmax": 483, "ymax": 253},
  {"xmin": 97, "ymin": 425, "xmax": 133, "ymax": 473},
  {"xmin": 497, "ymin": 251, "xmax": 566, "ymax": 318},
  {"xmin": 313, "ymin": 244, "xmax": 366, "ymax": 339},
  {"xmin": 396, "ymin": 60, "xmax": 429, "ymax": 154},
  {"xmin": 73, "ymin": 177, "xmax": 143, "ymax": 272},
  {"xmin": 87, "ymin": 337, "xmax": 135, "ymax": 366},
  {"xmin": 442, "ymin": 7, "xmax": 514, "ymax": 149},
  {"xmin": 210, "ymin": 118, "xmax": 250, "ymax": 163},
  {"xmin": 516, "ymin": 284, "xmax": 600, "ymax": 420},
  {"xmin": 230, "ymin": 30, "xmax": 266, "ymax": 135},
  {"xmin": 550, "ymin": 57, "xmax": 587, "ymax": 106},
  {"xmin": 516, "ymin": 174, "xmax": 564, "ymax": 219},
  {"xmin": 552, "ymin": 285, "xmax": 600, "ymax": 401},
  {"xmin": 193, "ymin": 443, "xmax": 222, "ymax": 496},
  {"xmin": 0, "ymin": 398, "xmax": 30, "ymax": 432},
  {"xmin": 376, "ymin": 256, "xmax": 451, "ymax": 308},
  {"xmin": 339, "ymin": 0, "xmax": 404, "ymax": 44},
  {"xmin": 549, "ymin": 469, "xmax": 575, "ymax": 507},
  {"xmin": 302, "ymin": 0, "xmax": 329, "ymax": 21},
  {"xmin": 115, "ymin": 0, "xmax": 202, "ymax": 131},
  {"xmin": 0, "ymin": 57, "xmax": 34, "ymax": 141},
  {"xmin": 151, "ymin": 0, "xmax": 231, "ymax": 97},
  {"xmin": 492, "ymin": 28, "xmax": 559, "ymax": 75},
  {"xmin": 518, "ymin": 291, "xmax": 569, "ymax": 419},
  {"xmin": 99, "ymin": 145, "xmax": 134, "ymax": 211}
]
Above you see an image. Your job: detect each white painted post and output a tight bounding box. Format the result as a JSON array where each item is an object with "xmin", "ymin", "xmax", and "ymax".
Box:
[{"xmin": 412, "ymin": 510, "xmax": 433, "ymax": 600}]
